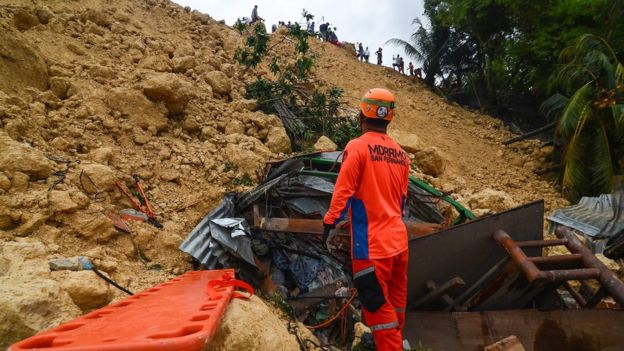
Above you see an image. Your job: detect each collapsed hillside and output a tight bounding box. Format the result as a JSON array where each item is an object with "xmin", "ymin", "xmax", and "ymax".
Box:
[{"xmin": 0, "ymin": 0, "xmax": 571, "ymax": 348}]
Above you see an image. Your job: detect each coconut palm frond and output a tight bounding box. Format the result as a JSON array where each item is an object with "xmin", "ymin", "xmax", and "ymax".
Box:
[
  {"xmin": 556, "ymin": 82, "xmax": 593, "ymax": 138},
  {"xmin": 561, "ymin": 112, "xmax": 591, "ymax": 199},
  {"xmin": 590, "ymin": 117, "xmax": 616, "ymax": 193},
  {"xmin": 385, "ymin": 38, "xmax": 425, "ymax": 63},
  {"xmin": 540, "ymin": 93, "xmax": 569, "ymax": 120}
]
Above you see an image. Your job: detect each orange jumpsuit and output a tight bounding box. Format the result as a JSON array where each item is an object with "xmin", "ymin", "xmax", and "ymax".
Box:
[{"xmin": 324, "ymin": 131, "xmax": 410, "ymax": 351}]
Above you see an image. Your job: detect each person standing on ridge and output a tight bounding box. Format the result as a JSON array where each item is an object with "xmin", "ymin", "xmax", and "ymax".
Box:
[
  {"xmin": 376, "ymin": 48, "xmax": 383, "ymax": 65},
  {"xmin": 323, "ymin": 88, "xmax": 410, "ymax": 351},
  {"xmin": 358, "ymin": 43, "xmax": 364, "ymax": 61},
  {"xmin": 364, "ymin": 47, "xmax": 370, "ymax": 63},
  {"xmin": 399, "ymin": 57, "xmax": 405, "ymax": 74},
  {"xmin": 250, "ymin": 5, "xmax": 263, "ymax": 24},
  {"xmin": 408, "ymin": 62, "xmax": 414, "ymax": 77}
]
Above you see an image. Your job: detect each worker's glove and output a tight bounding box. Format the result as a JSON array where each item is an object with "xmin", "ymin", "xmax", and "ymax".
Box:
[{"xmin": 323, "ymin": 222, "xmax": 336, "ymax": 253}]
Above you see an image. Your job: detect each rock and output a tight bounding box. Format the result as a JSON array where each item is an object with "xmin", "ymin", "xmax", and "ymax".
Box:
[
  {"xmin": 466, "ymin": 188, "xmax": 517, "ymax": 213},
  {"xmin": 106, "ymin": 88, "xmax": 168, "ymax": 131},
  {"xmin": 79, "ymin": 163, "xmax": 116, "ymax": 191},
  {"xmin": 142, "ymin": 73, "xmax": 194, "ymax": 115},
  {"xmin": 15, "ymin": 213, "xmax": 48, "ymax": 237},
  {"xmin": 0, "ymin": 132, "xmax": 54, "ymax": 179},
  {"xmin": 413, "ymin": 147, "xmax": 446, "ymax": 177},
  {"xmin": 89, "ymin": 147, "xmax": 113, "ymax": 165},
  {"xmin": 88, "ymin": 64, "xmax": 115, "ymax": 79},
  {"xmin": 35, "ymin": 6, "xmax": 54, "ymax": 24},
  {"xmin": 37, "ymin": 90, "xmax": 62, "ymax": 108},
  {"xmin": 58, "ymin": 270, "xmax": 111, "ymax": 311},
  {"xmin": 49, "ymin": 257, "xmax": 86, "ymax": 271},
  {"xmin": 313, "ymin": 136, "xmax": 337, "ymax": 151},
  {"xmin": 67, "ymin": 42, "xmax": 86, "ymax": 56},
  {"xmin": 172, "ymin": 55, "xmax": 196, "ymax": 73},
  {"xmin": 389, "ymin": 130, "xmax": 424, "ymax": 153},
  {"xmin": 0, "ymin": 172, "xmax": 10, "ymax": 191},
  {"xmin": 204, "ymin": 71, "xmax": 231, "ymax": 95},
  {"xmin": 235, "ymin": 99, "xmax": 257, "ymax": 112},
  {"xmin": 48, "ymin": 190, "xmax": 79, "ymax": 213},
  {"xmin": 206, "ymin": 295, "xmax": 317, "ymax": 351},
  {"xmin": 159, "ymin": 169, "xmax": 180, "ymax": 183},
  {"xmin": 264, "ymin": 127, "xmax": 291, "ymax": 154},
  {"xmin": 0, "ymin": 28, "xmax": 49, "ymax": 95},
  {"xmin": 49, "ymin": 77, "xmax": 71, "ymax": 99},
  {"xmin": 0, "ymin": 215, "xmax": 15, "ymax": 230},
  {"xmin": 224, "ymin": 119, "xmax": 245, "ymax": 135},
  {"xmin": 138, "ymin": 55, "xmax": 172, "ymax": 72},
  {"xmin": 13, "ymin": 9, "xmax": 39, "ymax": 31},
  {"xmin": 11, "ymin": 172, "xmax": 30, "ymax": 191},
  {"xmin": 80, "ymin": 9, "xmax": 111, "ymax": 28},
  {"xmin": 64, "ymin": 212, "xmax": 117, "ymax": 242},
  {"xmin": 0, "ymin": 275, "xmax": 80, "ymax": 349}
]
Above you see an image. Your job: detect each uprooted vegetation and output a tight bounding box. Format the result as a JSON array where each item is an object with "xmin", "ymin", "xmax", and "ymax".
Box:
[{"xmin": 0, "ymin": 0, "xmax": 576, "ymax": 349}]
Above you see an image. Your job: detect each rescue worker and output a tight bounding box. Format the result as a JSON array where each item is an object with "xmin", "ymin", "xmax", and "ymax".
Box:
[{"xmin": 323, "ymin": 88, "xmax": 409, "ymax": 350}]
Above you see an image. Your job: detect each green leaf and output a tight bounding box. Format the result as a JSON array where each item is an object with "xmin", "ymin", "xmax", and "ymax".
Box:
[{"xmin": 556, "ymin": 82, "xmax": 594, "ymax": 139}]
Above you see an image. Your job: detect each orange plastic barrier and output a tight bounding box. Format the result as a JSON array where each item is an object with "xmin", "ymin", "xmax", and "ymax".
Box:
[{"xmin": 9, "ymin": 269, "xmax": 253, "ymax": 351}]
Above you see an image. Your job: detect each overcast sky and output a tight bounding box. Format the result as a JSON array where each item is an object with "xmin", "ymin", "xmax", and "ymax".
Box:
[{"xmin": 172, "ymin": 0, "xmax": 426, "ymax": 68}]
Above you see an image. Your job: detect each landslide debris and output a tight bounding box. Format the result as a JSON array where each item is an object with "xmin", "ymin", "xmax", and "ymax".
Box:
[
  {"xmin": 0, "ymin": 0, "xmax": 572, "ymax": 348},
  {"xmin": 0, "ymin": 0, "xmax": 292, "ymax": 347}
]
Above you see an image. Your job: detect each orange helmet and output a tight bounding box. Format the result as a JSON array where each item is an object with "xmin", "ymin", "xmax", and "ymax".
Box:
[{"xmin": 359, "ymin": 88, "xmax": 396, "ymax": 121}]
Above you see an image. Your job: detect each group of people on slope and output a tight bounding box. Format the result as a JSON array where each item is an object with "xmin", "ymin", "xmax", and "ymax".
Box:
[
  {"xmin": 357, "ymin": 43, "xmax": 384, "ymax": 65},
  {"xmin": 392, "ymin": 55, "xmax": 422, "ymax": 80}
]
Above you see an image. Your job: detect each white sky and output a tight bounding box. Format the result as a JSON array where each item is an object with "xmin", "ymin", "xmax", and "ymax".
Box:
[{"xmin": 172, "ymin": 0, "xmax": 425, "ymax": 68}]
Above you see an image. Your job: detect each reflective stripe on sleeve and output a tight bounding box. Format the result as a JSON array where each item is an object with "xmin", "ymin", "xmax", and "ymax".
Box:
[
  {"xmin": 395, "ymin": 307, "xmax": 405, "ymax": 314},
  {"xmin": 353, "ymin": 266, "xmax": 375, "ymax": 279},
  {"xmin": 369, "ymin": 320, "xmax": 399, "ymax": 331}
]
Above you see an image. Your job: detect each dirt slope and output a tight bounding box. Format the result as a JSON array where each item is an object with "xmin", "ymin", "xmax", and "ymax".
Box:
[
  {"xmin": 310, "ymin": 41, "xmax": 568, "ymax": 214},
  {"xmin": 0, "ymin": 0, "xmax": 570, "ymax": 348}
]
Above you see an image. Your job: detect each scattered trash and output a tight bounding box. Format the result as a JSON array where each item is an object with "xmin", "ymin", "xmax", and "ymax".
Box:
[
  {"xmin": 46, "ymin": 155, "xmax": 79, "ymax": 191},
  {"xmin": 49, "ymin": 256, "xmax": 91, "ymax": 271}
]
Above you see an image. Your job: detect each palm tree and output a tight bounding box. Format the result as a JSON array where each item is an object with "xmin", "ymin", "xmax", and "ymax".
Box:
[{"xmin": 541, "ymin": 34, "xmax": 624, "ymax": 200}]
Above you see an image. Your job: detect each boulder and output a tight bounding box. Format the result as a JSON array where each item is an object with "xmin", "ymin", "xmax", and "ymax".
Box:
[
  {"xmin": 89, "ymin": 147, "xmax": 113, "ymax": 165},
  {"xmin": 413, "ymin": 147, "xmax": 446, "ymax": 177},
  {"xmin": 105, "ymin": 88, "xmax": 168, "ymax": 130},
  {"xmin": 88, "ymin": 64, "xmax": 115, "ymax": 79},
  {"xmin": 389, "ymin": 129, "xmax": 424, "ymax": 153},
  {"xmin": 49, "ymin": 77, "xmax": 71, "ymax": 99},
  {"xmin": 11, "ymin": 172, "xmax": 30, "ymax": 191},
  {"xmin": 313, "ymin": 136, "xmax": 337, "ymax": 151},
  {"xmin": 64, "ymin": 211, "xmax": 117, "ymax": 242},
  {"xmin": 466, "ymin": 188, "xmax": 517, "ymax": 213},
  {"xmin": 15, "ymin": 213, "xmax": 48, "ymax": 237},
  {"xmin": 224, "ymin": 120, "xmax": 246, "ymax": 135},
  {"xmin": 35, "ymin": 6, "xmax": 54, "ymax": 24},
  {"xmin": 0, "ymin": 239, "xmax": 81, "ymax": 349},
  {"xmin": 0, "ymin": 171, "xmax": 11, "ymax": 191},
  {"xmin": 142, "ymin": 73, "xmax": 194, "ymax": 114},
  {"xmin": 0, "ymin": 28, "xmax": 48, "ymax": 95},
  {"xmin": 204, "ymin": 71, "xmax": 231, "ymax": 95},
  {"xmin": 235, "ymin": 99, "xmax": 257, "ymax": 112},
  {"xmin": 264, "ymin": 127, "xmax": 291, "ymax": 154},
  {"xmin": 172, "ymin": 55, "xmax": 196, "ymax": 73},
  {"xmin": 79, "ymin": 163, "xmax": 116, "ymax": 191},
  {"xmin": 13, "ymin": 9, "xmax": 39, "ymax": 31},
  {"xmin": 57, "ymin": 270, "xmax": 111, "ymax": 312},
  {"xmin": 48, "ymin": 190, "xmax": 79, "ymax": 213},
  {"xmin": 206, "ymin": 295, "xmax": 318, "ymax": 351},
  {"xmin": 80, "ymin": 9, "xmax": 111, "ymax": 28},
  {"xmin": 0, "ymin": 132, "xmax": 53, "ymax": 179},
  {"xmin": 138, "ymin": 55, "xmax": 172, "ymax": 72}
]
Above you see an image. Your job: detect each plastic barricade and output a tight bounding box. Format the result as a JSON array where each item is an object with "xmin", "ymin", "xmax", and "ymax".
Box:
[{"xmin": 9, "ymin": 269, "xmax": 253, "ymax": 351}]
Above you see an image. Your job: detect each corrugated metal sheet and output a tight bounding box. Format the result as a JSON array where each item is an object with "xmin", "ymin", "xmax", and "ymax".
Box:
[{"xmin": 548, "ymin": 192, "xmax": 624, "ymax": 239}]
